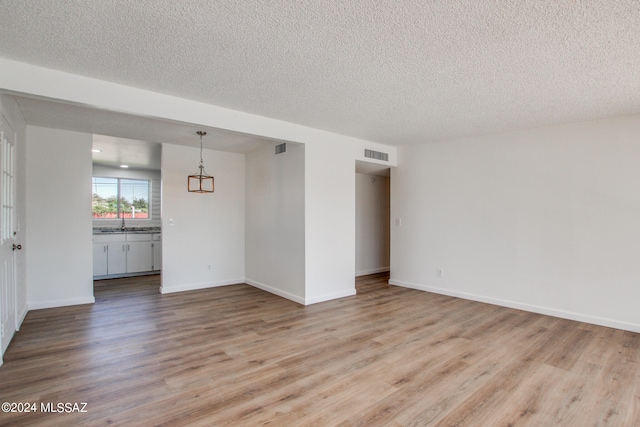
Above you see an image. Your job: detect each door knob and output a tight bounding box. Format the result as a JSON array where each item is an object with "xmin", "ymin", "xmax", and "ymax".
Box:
[{"xmin": 12, "ymin": 244, "xmax": 22, "ymax": 251}]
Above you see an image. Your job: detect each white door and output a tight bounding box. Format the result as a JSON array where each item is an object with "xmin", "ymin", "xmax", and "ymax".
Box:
[{"xmin": 0, "ymin": 120, "xmax": 17, "ymax": 355}]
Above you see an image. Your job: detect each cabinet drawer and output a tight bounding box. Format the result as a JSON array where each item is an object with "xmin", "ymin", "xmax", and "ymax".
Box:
[
  {"xmin": 93, "ymin": 234, "xmax": 125, "ymax": 243},
  {"xmin": 126, "ymin": 233, "xmax": 152, "ymax": 242}
]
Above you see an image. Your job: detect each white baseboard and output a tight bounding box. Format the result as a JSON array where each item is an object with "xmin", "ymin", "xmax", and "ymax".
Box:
[
  {"xmin": 305, "ymin": 288, "xmax": 356, "ymax": 305},
  {"xmin": 389, "ymin": 279, "xmax": 640, "ymax": 333},
  {"xmin": 160, "ymin": 278, "xmax": 243, "ymax": 294},
  {"xmin": 356, "ymin": 267, "xmax": 390, "ymax": 277},
  {"xmin": 28, "ymin": 296, "xmax": 95, "ymax": 311},
  {"xmin": 245, "ymin": 279, "xmax": 356, "ymax": 306},
  {"xmin": 245, "ymin": 278, "xmax": 305, "ymax": 305}
]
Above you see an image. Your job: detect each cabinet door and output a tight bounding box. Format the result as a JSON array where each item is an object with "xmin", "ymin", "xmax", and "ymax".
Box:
[
  {"xmin": 152, "ymin": 241, "xmax": 162, "ymax": 271},
  {"xmin": 127, "ymin": 241, "xmax": 153, "ymax": 273},
  {"xmin": 108, "ymin": 242, "xmax": 127, "ymax": 275},
  {"xmin": 93, "ymin": 243, "xmax": 108, "ymax": 276}
]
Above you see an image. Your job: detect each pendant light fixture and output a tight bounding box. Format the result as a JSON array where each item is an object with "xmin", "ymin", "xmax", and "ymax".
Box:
[{"xmin": 188, "ymin": 131, "xmax": 214, "ymax": 193}]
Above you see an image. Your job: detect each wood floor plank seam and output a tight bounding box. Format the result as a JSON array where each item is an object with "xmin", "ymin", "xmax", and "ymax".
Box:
[{"xmin": 0, "ymin": 273, "xmax": 638, "ymax": 426}]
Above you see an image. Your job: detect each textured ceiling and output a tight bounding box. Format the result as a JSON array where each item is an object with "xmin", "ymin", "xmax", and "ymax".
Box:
[
  {"xmin": 92, "ymin": 135, "xmax": 162, "ymax": 171},
  {"xmin": 1, "ymin": 1, "xmax": 639, "ymax": 145},
  {"xmin": 14, "ymin": 95, "xmax": 275, "ymax": 153}
]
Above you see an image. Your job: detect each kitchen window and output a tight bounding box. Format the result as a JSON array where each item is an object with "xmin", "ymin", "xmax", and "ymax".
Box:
[{"xmin": 92, "ymin": 177, "xmax": 151, "ymax": 219}]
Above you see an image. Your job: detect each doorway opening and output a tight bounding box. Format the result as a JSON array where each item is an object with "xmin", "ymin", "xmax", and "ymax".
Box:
[
  {"xmin": 91, "ymin": 135, "xmax": 162, "ymax": 293},
  {"xmin": 355, "ymin": 161, "xmax": 390, "ymax": 293}
]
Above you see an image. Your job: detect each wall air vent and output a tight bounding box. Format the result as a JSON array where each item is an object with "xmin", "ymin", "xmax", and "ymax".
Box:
[
  {"xmin": 364, "ymin": 149, "xmax": 389, "ymax": 162},
  {"xmin": 275, "ymin": 143, "xmax": 287, "ymax": 155}
]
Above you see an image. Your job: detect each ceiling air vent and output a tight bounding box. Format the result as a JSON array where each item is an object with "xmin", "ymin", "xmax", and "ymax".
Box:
[
  {"xmin": 275, "ymin": 143, "xmax": 287, "ymax": 155},
  {"xmin": 364, "ymin": 149, "xmax": 388, "ymax": 162}
]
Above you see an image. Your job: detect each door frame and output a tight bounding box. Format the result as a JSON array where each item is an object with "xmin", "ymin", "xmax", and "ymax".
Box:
[{"xmin": 0, "ymin": 119, "xmax": 18, "ymax": 359}]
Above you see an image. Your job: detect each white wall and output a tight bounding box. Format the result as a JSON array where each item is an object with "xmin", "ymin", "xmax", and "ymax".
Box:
[
  {"xmin": 1, "ymin": 59, "xmax": 397, "ymax": 306},
  {"xmin": 245, "ymin": 143, "xmax": 305, "ymax": 303},
  {"xmin": 304, "ymin": 141, "xmax": 357, "ymax": 304},
  {"xmin": 356, "ymin": 173, "xmax": 390, "ymax": 276},
  {"xmin": 303, "ymin": 140, "xmax": 395, "ymax": 304},
  {"xmin": 26, "ymin": 126, "xmax": 94, "ymax": 309},
  {"xmin": 391, "ymin": 114, "xmax": 640, "ymax": 332},
  {"xmin": 160, "ymin": 143, "xmax": 245, "ymax": 293}
]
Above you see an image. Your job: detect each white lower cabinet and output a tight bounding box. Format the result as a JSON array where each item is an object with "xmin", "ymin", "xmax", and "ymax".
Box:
[
  {"xmin": 93, "ymin": 232, "xmax": 161, "ymax": 278},
  {"xmin": 126, "ymin": 241, "xmax": 153, "ymax": 273},
  {"xmin": 93, "ymin": 243, "xmax": 108, "ymax": 276},
  {"xmin": 107, "ymin": 241, "xmax": 127, "ymax": 275},
  {"xmin": 152, "ymin": 233, "xmax": 162, "ymax": 271}
]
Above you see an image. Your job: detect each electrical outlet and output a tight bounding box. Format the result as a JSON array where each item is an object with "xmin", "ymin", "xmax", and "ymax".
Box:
[
  {"xmin": 437, "ymin": 269, "xmax": 444, "ymax": 278},
  {"xmin": 207, "ymin": 264, "xmax": 211, "ymax": 271},
  {"xmin": 395, "ymin": 218, "xmax": 402, "ymax": 227}
]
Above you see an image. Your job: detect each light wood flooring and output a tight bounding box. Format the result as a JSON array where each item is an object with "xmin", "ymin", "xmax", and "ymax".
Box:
[{"xmin": 0, "ymin": 273, "xmax": 638, "ymax": 426}]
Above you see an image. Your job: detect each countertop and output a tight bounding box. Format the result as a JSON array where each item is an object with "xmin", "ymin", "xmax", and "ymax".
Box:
[{"xmin": 93, "ymin": 227, "xmax": 161, "ymax": 235}]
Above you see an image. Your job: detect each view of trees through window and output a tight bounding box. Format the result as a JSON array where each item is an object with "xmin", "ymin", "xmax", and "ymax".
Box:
[{"xmin": 92, "ymin": 177, "xmax": 150, "ymax": 219}]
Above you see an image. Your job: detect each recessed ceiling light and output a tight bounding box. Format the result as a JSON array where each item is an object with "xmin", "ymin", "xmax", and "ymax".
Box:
[
  {"xmin": 92, "ymin": 149, "xmax": 102, "ymax": 153},
  {"xmin": 120, "ymin": 164, "xmax": 129, "ymax": 168}
]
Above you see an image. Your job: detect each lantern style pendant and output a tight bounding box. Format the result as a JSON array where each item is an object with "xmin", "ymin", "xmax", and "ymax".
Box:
[{"xmin": 188, "ymin": 131, "xmax": 214, "ymax": 193}]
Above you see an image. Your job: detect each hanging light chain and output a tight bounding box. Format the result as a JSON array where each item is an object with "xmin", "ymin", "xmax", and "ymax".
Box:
[{"xmin": 197, "ymin": 131, "xmax": 206, "ymax": 168}]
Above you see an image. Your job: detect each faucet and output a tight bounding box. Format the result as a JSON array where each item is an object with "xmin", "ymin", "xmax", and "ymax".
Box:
[{"xmin": 121, "ymin": 215, "xmax": 126, "ymax": 231}]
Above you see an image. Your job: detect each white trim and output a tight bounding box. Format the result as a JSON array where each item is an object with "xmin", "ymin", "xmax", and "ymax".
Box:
[
  {"xmin": 159, "ymin": 278, "xmax": 243, "ymax": 294},
  {"xmin": 245, "ymin": 278, "xmax": 305, "ymax": 305},
  {"xmin": 389, "ymin": 279, "xmax": 640, "ymax": 333},
  {"xmin": 244, "ymin": 279, "xmax": 356, "ymax": 306},
  {"xmin": 305, "ymin": 289, "xmax": 356, "ymax": 305},
  {"xmin": 28, "ymin": 296, "xmax": 95, "ymax": 311},
  {"xmin": 16, "ymin": 303, "xmax": 27, "ymax": 330},
  {"xmin": 356, "ymin": 267, "xmax": 390, "ymax": 277}
]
